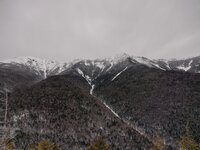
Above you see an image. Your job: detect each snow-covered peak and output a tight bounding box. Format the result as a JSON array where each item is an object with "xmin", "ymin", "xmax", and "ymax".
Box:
[
  {"xmin": 82, "ymin": 60, "xmax": 107, "ymax": 70},
  {"xmin": 103, "ymin": 53, "xmax": 157, "ymax": 68},
  {"xmin": 104, "ymin": 53, "xmax": 130, "ymax": 64},
  {"xmin": 0, "ymin": 56, "xmax": 71, "ymax": 78},
  {"xmin": 1, "ymin": 54, "xmax": 200, "ymax": 81},
  {"xmin": 131, "ymin": 56, "xmax": 154, "ymax": 67}
]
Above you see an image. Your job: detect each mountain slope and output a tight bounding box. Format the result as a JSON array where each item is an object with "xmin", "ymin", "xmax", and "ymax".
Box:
[
  {"xmin": 8, "ymin": 75, "xmax": 152, "ymax": 150},
  {"xmin": 0, "ymin": 54, "xmax": 200, "ymax": 149},
  {"xmin": 93, "ymin": 65, "xmax": 200, "ymax": 148}
]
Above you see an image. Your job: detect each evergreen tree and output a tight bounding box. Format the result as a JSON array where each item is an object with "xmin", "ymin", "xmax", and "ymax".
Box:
[
  {"xmin": 152, "ymin": 135, "xmax": 166, "ymax": 150},
  {"xmin": 37, "ymin": 140, "xmax": 59, "ymax": 150},
  {"xmin": 179, "ymin": 123, "xmax": 200, "ymax": 150},
  {"xmin": 87, "ymin": 137, "xmax": 110, "ymax": 150}
]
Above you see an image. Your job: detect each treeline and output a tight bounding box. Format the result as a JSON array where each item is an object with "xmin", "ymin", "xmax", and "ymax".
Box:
[
  {"xmin": 152, "ymin": 134, "xmax": 200, "ymax": 150},
  {"xmin": 1, "ymin": 132, "xmax": 200, "ymax": 150},
  {"xmin": 1, "ymin": 139, "xmax": 59, "ymax": 150}
]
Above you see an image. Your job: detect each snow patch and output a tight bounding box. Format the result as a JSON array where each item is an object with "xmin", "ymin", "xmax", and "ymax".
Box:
[
  {"xmin": 76, "ymin": 68, "xmax": 92, "ymax": 85},
  {"xmin": 177, "ymin": 60, "xmax": 193, "ymax": 71},
  {"xmin": 90, "ymin": 85, "xmax": 95, "ymax": 95},
  {"xmin": 165, "ymin": 61, "xmax": 171, "ymax": 70},
  {"xmin": 189, "ymin": 60, "xmax": 193, "ymax": 66},
  {"xmin": 94, "ymin": 62, "xmax": 105, "ymax": 69},
  {"xmin": 84, "ymin": 60, "xmax": 90, "ymax": 66},
  {"xmin": 76, "ymin": 68, "xmax": 84, "ymax": 77},
  {"xmin": 42, "ymin": 60, "xmax": 47, "ymax": 78},
  {"xmin": 85, "ymin": 75, "xmax": 92, "ymax": 85}
]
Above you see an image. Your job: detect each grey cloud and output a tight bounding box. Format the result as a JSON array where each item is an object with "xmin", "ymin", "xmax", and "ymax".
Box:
[{"xmin": 0, "ymin": 0, "xmax": 200, "ymax": 61}]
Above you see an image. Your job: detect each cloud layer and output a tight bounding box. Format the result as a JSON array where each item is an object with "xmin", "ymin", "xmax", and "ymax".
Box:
[{"xmin": 0, "ymin": 0, "xmax": 200, "ymax": 61}]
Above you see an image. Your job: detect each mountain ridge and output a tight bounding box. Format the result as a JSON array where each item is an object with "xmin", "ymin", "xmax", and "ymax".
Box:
[
  {"xmin": 0, "ymin": 53, "xmax": 200, "ymax": 92},
  {"xmin": 1, "ymin": 54, "xmax": 200, "ymax": 76}
]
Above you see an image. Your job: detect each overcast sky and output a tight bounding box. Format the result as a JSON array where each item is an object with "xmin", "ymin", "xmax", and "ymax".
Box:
[{"xmin": 0, "ymin": 0, "xmax": 200, "ymax": 61}]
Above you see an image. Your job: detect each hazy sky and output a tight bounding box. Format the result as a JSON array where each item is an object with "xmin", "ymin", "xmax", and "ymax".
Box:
[{"xmin": 0, "ymin": 0, "xmax": 200, "ymax": 61}]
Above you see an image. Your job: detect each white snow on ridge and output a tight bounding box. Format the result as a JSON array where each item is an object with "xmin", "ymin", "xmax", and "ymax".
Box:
[
  {"xmin": 84, "ymin": 60, "xmax": 90, "ymax": 66},
  {"xmin": 165, "ymin": 62, "xmax": 171, "ymax": 70},
  {"xmin": 133, "ymin": 57, "xmax": 154, "ymax": 67},
  {"xmin": 152, "ymin": 64, "xmax": 166, "ymax": 71},
  {"xmin": 154, "ymin": 59, "xmax": 171, "ymax": 70},
  {"xmin": 160, "ymin": 59, "xmax": 171, "ymax": 70},
  {"xmin": 0, "ymin": 56, "xmax": 75, "ymax": 78},
  {"xmin": 177, "ymin": 66, "xmax": 190, "ymax": 71},
  {"xmin": 76, "ymin": 68, "xmax": 86, "ymax": 79},
  {"xmin": 177, "ymin": 60, "xmax": 193, "ymax": 71},
  {"xmin": 112, "ymin": 67, "xmax": 128, "ymax": 81},
  {"xmin": 93, "ymin": 61, "xmax": 105, "ymax": 69},
  {"xmin": 2, "ymin": 57, "xmax": 52, "ymax": 78},
  {"xmin": 1, "ymin": 54, "xmax": 199, "ymax": 79}
]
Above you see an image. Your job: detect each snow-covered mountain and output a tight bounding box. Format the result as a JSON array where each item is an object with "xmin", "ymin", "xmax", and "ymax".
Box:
[
  {"xmin": 2, "ymin": 54, "xmax": 200, "ymax": 77},
  {"xmin": 0, "ymin": 54, "xmax": 199, "ymax": 90},
  {"xmin": 155, "ymin": 56, "xmax": 200, "ymax": 73},
  {"xmin": 0, "ymin": 56, "xmax": 79, "ymax": 78},
  {"xmin": 1, "ymin": 54, "xmax": 200, "ymax": 149}
]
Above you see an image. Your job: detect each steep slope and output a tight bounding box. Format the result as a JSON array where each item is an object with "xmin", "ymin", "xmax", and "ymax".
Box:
[
  {"xmin": 0, "ymin": 62, "xmax": 42, "ymax": 91},
  {"xmin": 60, "ymin": 55, "xmax": 136, "ymax": 94},
  {"xmin": 93, "ymin": 65, "xmax": 200, "ymax": 148},
  {"xmin": 0, "ymin": 56, "xmax": 77, "ymax": 91},
  {"xmin": 8, "ymin": 75, "xmax": 152, "ymax": 150}
]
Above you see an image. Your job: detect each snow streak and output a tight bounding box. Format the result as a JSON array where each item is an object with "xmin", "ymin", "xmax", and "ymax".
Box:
[
  {"xmin": 103, "ymin": 102, "xmax": 120, "ymax": 118},
  {"xmin": 111, "ymin": 67, "xmax": 128, "ymax": 81},
  {"xmin": 90, "ymin": 85, "xmax": 95, "ymax": 95}
]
